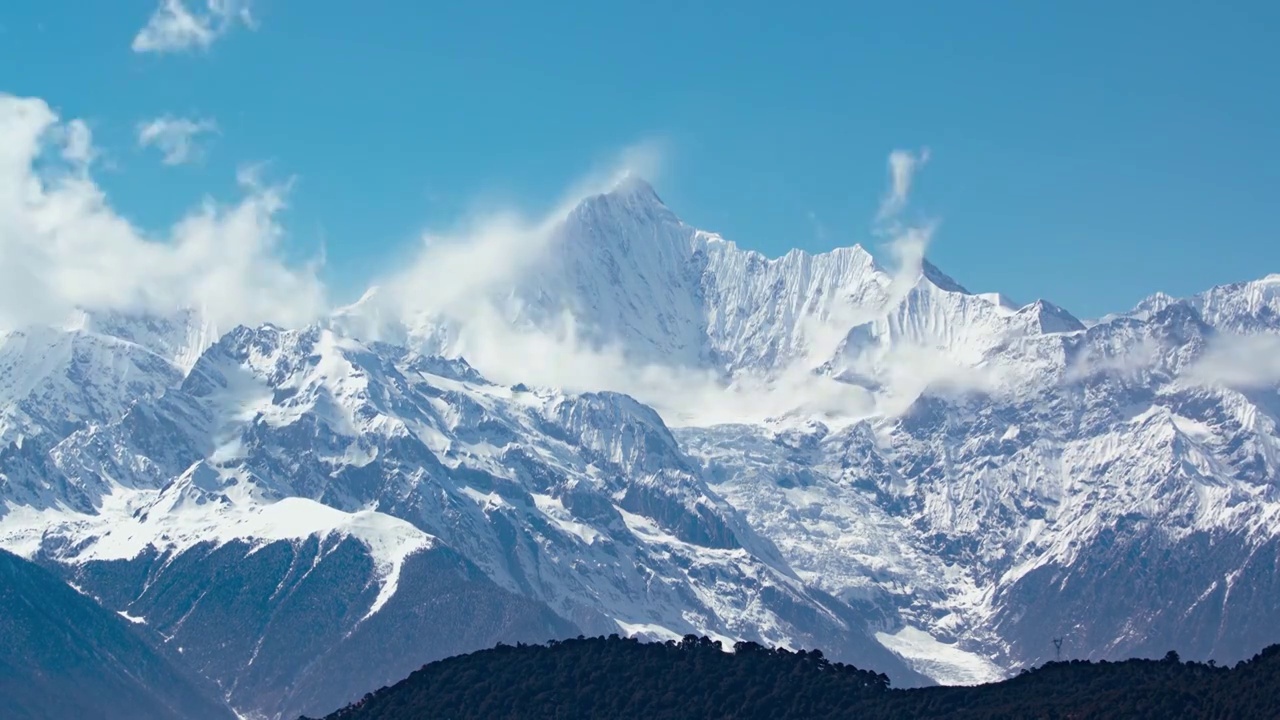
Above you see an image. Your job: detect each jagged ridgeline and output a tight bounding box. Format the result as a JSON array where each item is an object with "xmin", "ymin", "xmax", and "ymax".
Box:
[
  {"xmin": 3, "ymin": 179, "xmax": 1280, "ymax": 719},
  {"xmin": 313, "ymin": 635, "xmax": 1280, "ymax": 720}
]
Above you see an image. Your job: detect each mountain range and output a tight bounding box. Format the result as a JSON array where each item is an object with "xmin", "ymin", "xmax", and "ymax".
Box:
[{"xmin": 1, "ymin": 177, "xmax": 1276, "ymax": 718}]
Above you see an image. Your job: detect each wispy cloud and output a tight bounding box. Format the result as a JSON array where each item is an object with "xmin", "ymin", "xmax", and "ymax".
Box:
[
  {"xmin": 874, "ymin": 147, "xmax": 936, "ymax": 304},
  {"xmin": 137, "ymin": 116, "xmax": 219, "ymax": 165},
  {"xmin": 806, "ymin": 211, "xmax": 829, "ymax": 243},
  {"xmin": 0, "ymin": 93, "xmax": 323, "ymax": 331},
  {"xmin": 877, "ymin": 147, "xmax": 930, "ymax": 224},
  {"xmin": 132, "ymin": 0, "xmax": 255, "ymax": 54},
  {"xmin": 1186, "ymin": 333, "xmax": 1280, "ymax": 389},
  {"xmin": 794, "ymin": 149, "xmax": 939, "ymax": 370}
]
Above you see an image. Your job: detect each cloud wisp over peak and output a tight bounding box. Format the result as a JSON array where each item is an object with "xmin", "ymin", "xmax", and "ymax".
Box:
[{"xmin": 877, "ymin": 147, "xmax": 930, "ymax": 224}]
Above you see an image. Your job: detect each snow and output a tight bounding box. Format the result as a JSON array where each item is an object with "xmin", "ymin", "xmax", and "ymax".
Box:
[
  {"xmin": 977, "ymin": 292, "xmax": 1019, "ymax": 315},
  {"xmin": 100, "ymin": 493, "xmax": 424, "ymax": 564},
  {"xmin": 531, "ymin": 493, "xmax": 600, "ymax": 545},
  {"xmin": 1170, "ymin": 413, "xmax": 1214, "ymax": 442},
  {"xmin": 117, "ymin": 610, "xmax": 147, "ymax": 625},
  {"xmin": 0, "ymin": 484, "xmax": 434, "ymax": 622},
  {"xmin": 3, "ymin": 178, "xmax": 1280, "ymax": 693},
  {"xmin": 615, "ymin": 621, "xmax": 684, "ymax": 643},
  {"xmin": 875, "ymin": 626, "xmax": 1005, "ymax": 686}
]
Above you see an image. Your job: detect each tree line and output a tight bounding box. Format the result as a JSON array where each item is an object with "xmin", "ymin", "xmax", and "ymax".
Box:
[{"xmin": 312, "ymin": 634, "xmax": 1280, "ymax": 719}]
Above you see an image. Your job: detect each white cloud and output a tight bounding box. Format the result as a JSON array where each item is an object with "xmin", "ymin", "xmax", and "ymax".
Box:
[
  {"xmin": 0, "ymin": 93, "xmax": 324, "ymax": 332},
  {"xmin": 132, "ymin": 0, "xmax": 254, "ymax": 54},
  {"xmin": 59, "ymin": 120, "xmax": 95, "ymax": 165},
  {"xmin": 137, "ymin": 116, "xmax": 219, "ymax": 165},
  {"xmin": 1186, "ymin": 333, "xmax": 1280, "ymax": 389},
  {"xmin": 877, "ymin": 147, "xmax": 930, "ymax": 223},
  {"xmin": 1062, "ymin": 336, "xmax": 1161, "ymax": 384},
  {"xmin": 869, "ymin": 147, "xmax": 936, "ymax": 319}
]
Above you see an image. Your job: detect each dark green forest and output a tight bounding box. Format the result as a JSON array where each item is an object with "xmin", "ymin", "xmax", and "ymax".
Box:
[{"xmin": 313, "ymin": 635, "xmax": 1280, "ymax": 720}]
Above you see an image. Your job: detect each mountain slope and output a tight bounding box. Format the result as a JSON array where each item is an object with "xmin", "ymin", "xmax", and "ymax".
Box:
[
  {"xmin": 0, "ymin": 322, "xmax": 922, "ymax": 718},
  {"xmin": 349, "ymin": 179, "xmax": 1280, "ymax": 678},
  {"xmin": 678, "ymin": 280, "xmax": 1280, "ymax": 677},
  {"xmin": 0, "ymin": 549, "xmax": 236, "ymax": 720},
  {"xmin": 0, "ymin": 177, "xmax": 1277, "ymax": 711}
]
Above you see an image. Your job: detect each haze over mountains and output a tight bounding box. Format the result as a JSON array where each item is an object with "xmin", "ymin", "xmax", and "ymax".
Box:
[{"xmin": 1, "ymin": 165, "xmax": 1278, "ymax": 718}]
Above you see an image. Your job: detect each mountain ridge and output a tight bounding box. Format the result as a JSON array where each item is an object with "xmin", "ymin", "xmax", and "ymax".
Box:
[{"xmin": 0, "ymin": 179, "xmax": 1277, "ymax": 717}]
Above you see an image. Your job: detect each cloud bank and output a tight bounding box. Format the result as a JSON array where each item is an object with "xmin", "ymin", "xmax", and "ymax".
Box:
[
  {"xmin": 132, "ymin": 0, "xmax": 255, "ymax": 54},
  {"xmin": 0, "ymin": 94, "xmax": 324, "ymax": 331}
]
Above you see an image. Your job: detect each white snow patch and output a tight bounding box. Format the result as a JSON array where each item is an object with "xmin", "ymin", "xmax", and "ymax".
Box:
[
  {"xmin": 615, "ymin": 620, "xmax": 684, "ymax": 643},
  {"xmin": 0, "ymin": 486, "xmax": 434, "ymax": 623},
  {"xmin": 532, "ymin": 494, "xmax": 600, "ymax": 545},
  {"xmin": 458, "ymin": 486, "xmax": 513, "ymax": 512},
  {"xmin": 1170, "ymin": 414, "xmax": 1214, "ymax": 442},
  {"xmin": 117, "ymin": 610, "xmax": 147, "ymax": 625},
  {"xmin": 874, "ymin": 626, "xmax": 1005, "ymax": 686}
]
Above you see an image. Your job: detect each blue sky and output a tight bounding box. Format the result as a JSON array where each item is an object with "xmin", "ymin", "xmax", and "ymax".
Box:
[{"xmin": 2, "ymin": 0, "xmax": 1276, "ymax": 318}]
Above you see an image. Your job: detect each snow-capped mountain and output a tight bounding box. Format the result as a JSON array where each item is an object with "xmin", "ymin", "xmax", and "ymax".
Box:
[
  {"xmin": 0, "ymin": 320, "xmax": 920, "ymax": 718},
  {"xmin": 340, "ymin": 179, "xmax": 1279, "ymax": 679},
  {"xmin": 1, "ymin": 178, "xmax": 1277, "ymax": 716},
  {"xmin": 369, "ymin": 177, "xmax": 1086, "ymax": 385},
  {"xmin": 670, "ymin": 261, "xmax": 1276, "ymax": 679}
]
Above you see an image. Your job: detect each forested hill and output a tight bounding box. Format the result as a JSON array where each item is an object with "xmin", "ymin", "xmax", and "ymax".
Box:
[
  {"xmin": 313, "ymin": 635, "xmax": 1280, "ymax": 720},
  {"xmin": 0, "ymin": 550, "xmax": 235, "ymax": 720}
]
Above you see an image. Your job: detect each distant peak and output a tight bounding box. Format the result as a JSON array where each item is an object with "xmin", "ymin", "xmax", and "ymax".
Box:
[
  {"xmin": 1018, "ymin": 298, "xmax": 1086, "ymax": 333},
  {"xmin": 568, "ymin": 173, "xmax": 673, "ymax": 228},
  {"xmin": 835, "ymin": 243, "xmax": 875, "ymax": 261},
  {"xmin": 920, "ymin": 259, "xmax": 969, "ymax": 294}
]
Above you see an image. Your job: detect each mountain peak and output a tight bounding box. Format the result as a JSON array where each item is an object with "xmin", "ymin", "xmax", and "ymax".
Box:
[
  {"xmin": 606, "ymin": 172, "xmax": 662, "ymax": 203},
  {"xmin": 1018, "ymin": 298, "xmax": 1086, "ymax": 333},
  {"xmin": 920, "ymin": 259, "xmax": 969, "ymax": 294},
  {"xmin": 567, "ymin": 173, "xmax": 673, "ymax": 231}
]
